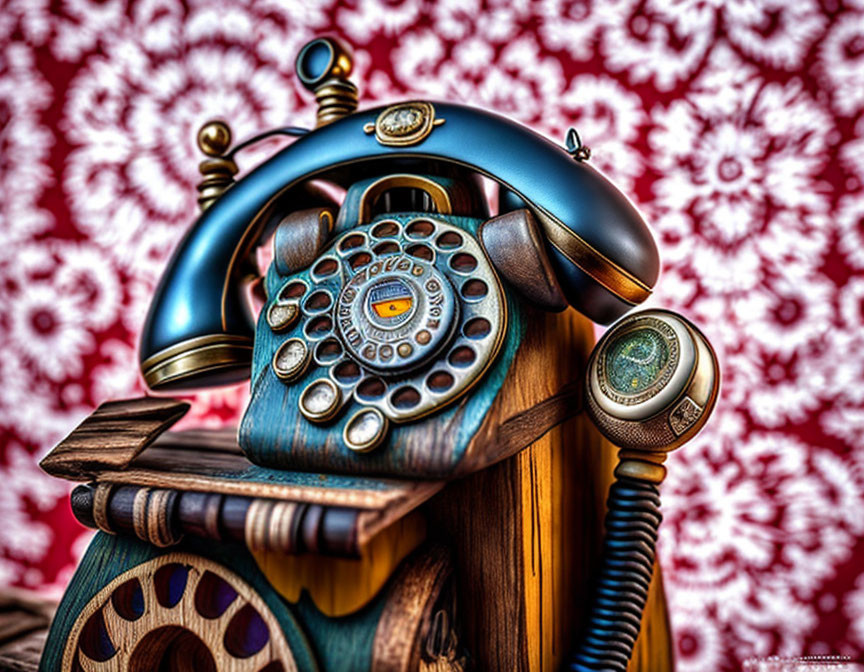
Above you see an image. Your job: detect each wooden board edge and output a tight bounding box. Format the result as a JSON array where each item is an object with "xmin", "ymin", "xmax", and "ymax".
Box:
[{"xmin": 39, "ymin": 397, "xmax": 190, "ymax": 480}]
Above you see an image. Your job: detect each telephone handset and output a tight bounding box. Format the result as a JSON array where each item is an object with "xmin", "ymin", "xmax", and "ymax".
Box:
[
  {"xmin": 140, "ymin": 39, "xmax": 661, "ymax": 475},
  {"xmin": 140, "ymin": 96, "xmax": 659, "ymax": 398}
]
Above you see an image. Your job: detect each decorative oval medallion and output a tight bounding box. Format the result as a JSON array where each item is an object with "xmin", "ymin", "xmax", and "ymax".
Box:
[{"xmin": 363, "ymin": 102, "xmax": 445, "ymax": 147}]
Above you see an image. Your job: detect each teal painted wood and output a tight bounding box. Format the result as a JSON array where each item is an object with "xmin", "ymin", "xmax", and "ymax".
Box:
[
  {"xmin": 240, "ymin": 213, "xmax": 525, "ymax": 478},
  {"xmin": 292, "ymin": 592, "xmax": 387, "ymax": 672},
  {"xmin": 39, "ymin": 533, "xmax": 328, "ymax": 671},
  {"xmin": 149, "ymin": 458, "xmax": 420, "ymax": 492}
]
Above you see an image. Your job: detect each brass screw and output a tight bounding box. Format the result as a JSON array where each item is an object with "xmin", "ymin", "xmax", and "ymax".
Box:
[{"xmin": 195, "ymin": 120, "xmax": 238, "ymax": 211}]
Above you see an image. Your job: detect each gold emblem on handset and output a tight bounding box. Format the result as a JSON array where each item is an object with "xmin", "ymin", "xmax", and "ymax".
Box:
[{"xmin": 363, "ymin": 102, "xmax": 445, "ymax": 147}]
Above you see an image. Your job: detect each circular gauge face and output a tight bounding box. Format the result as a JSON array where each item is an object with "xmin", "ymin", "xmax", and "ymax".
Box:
[
  {"xmin": 336, "ymin": 254, "xmax": 458, "ymax": 373},
  {"xmin": 591, "ymin": 313, "xmax": 696, "ymax": 422},
  {"xmin": 604, "ymin": 326, "xmax": 673, "ymax": 399}
]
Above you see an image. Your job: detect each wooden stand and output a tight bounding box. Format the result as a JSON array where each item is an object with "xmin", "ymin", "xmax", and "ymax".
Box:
[
  {"xmin": 426, "ymin": 310, "xmax": 672, "ymax": 672},
  {"xmin": 37, "ymin": 312, "xmax": 673, "ymax": 671}
]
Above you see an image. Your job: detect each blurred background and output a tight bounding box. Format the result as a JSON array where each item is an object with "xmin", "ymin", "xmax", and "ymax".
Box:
[{"xmin": 1, "ymin": 0, "xmax": 863, "ymax": 670}]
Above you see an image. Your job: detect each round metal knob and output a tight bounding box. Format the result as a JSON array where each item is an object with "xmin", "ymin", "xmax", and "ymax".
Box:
[
  {"xmin": 197, "ymin": 120, "xmax": 232, "ymax": 157},
  {"xmin": 585, "ymin": 309, "xmax": 720, "ymax": 452},
  {"xmin": 295, "ymin": 37, "xmax": 354, "ymax": 91}
]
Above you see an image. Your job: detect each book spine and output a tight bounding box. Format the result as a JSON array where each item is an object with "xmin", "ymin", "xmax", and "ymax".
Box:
[{"xmin": 71, "ymin": 482, "xmax": 360, "ymax": 557}]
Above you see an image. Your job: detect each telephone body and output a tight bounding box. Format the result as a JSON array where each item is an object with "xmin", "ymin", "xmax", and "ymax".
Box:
[{"xmin": 140, "ymin": 101, "xmax": 660, "ymax": 479}]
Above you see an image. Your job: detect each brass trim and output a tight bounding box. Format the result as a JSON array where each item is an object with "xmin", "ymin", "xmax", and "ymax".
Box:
[
  {"xmin": 299, "ymin": 379, "xmax": 343, "ymax": 423},
  {"xmin": 343, "ymin": 407, "xmax": 390, "ymax": 453},
  {"xmin": 537, "ymin": 209, "xmax": 652, "ymax": 305},
  {"xmin": 363, "ymin": 102, "xmax": 445, "ymax": 146},
  {"xmin": 141, "ymin": 334, "xmax": 253, "ymax": 389},
  {"xmin": 271, "ymin": 337, "xmax": 312, "ymax": 383},
  {"xmin": 357, "ymin": 174, "xmax": 452, "ymax": 225}
]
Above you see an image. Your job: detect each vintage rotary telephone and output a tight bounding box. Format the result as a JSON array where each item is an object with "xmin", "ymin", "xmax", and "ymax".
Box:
[{"xmin": 137, "ymin": 37, "xmax": 719, "ymax": 671}]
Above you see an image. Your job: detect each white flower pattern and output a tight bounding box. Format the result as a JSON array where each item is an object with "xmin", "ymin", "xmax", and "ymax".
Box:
[{"xmin": 0, "ymin": 1, "xmax": 863, "ymax": 670}]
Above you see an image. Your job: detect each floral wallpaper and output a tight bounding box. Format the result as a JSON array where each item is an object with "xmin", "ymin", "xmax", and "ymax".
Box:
[{"xmin": 1, "ymin": 1, "xmax": 864, "ymax": 669}]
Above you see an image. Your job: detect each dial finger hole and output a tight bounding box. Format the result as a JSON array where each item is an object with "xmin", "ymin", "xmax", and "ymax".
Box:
[
  {"xmin": 223, "ymin": 604, "xmax": 269, "ymax": 659},
  {"xmin": 371, "ymin": 221, "xmax": 400, "ymax": 238},
  {"xmin": 435, "ymin": 231, "xmax": 463, "ymax": 250},
  {"xmin": 463, "ymin": 317, "xmax": 492, "ymax": 339},
  {"xmin": 426, "ymin": 371, "xmax": 455, "ymax": 394},
  {"xmin": 154, "ymin": 563, "xmax": 189, "ymax": 609},
  {"xmin": 406, "ymin": 244, "xmax": 434, "ymax": 261},
  {"xmin": 390, "ymin": 385, "xmax": 421, "ymax": 410},
  {"xmin": 449, "ymin": 253, "xmax": 478, "ymax": 274},
  {"xmin": 273, "ymin": 338, "xmax": 310, "ymax": 382},
  {"xmin": 356, "ymin": 377, "xmax": 386, "ymax": 401},
  {"xmin": 315, "ymin": 338, "xmax": 343, "ymax": 363},
  {"xmin": 299, "ymin": 379, "xmax": 342, "ymax": 422},
  {"xmin": 349, "ymin": 251, "xmax": 372, "ymax": 270},
  {"xmin": 344, "ymin": 407, "xmax": 389, "ymax": 453},
  {"xmin": 267, "ymin": 302, "xmax": 299, "ymax": 332},
  {"xmin": 338, "ymin": 233, "xmax": 366, "ymax": 253},
  {"xmin": 304, "ymin": 315, "xmax": 333, "ymax": 339},
  {"xmin": 194, "ymin": 571, "xmax": 239, "ymax": 619},
  {"xmin": 333, "ymin": 360, "xmax": 362, "ymax": 384},
  {"xmin": 259, "ymin": 665, "xmax": 286, "ymax": 672},
  {"xmin": 312, "ymin": 257, "xmax": 338, "ymax": 278},
  {"xmin": 373, "ymin": 241, "xmax": 400, "ymax": 256},
  {"xmin": 461, "ymin": 278, "xmax": 488, "ymax": 300},
  {"xmin": 448, "ymin": 346, "xmax": 476, "ymax": 368},
  {"xmin": 111, "ymin": 578, "xmax": 145, "ymax": 621},
  {"xmin": 303, "ymin": 290, "xmax": 332, "ymax": 312},
  {"xmin": 278, "ymin": 280, "xmax": 307, "ymax": 301},
  {"xmin": 78, "ymin": 608, "xmax": 116, "ymax": 661},
  {"xmin": 405, "ymin": 219, "xmax": 435, "ymax": 238}
]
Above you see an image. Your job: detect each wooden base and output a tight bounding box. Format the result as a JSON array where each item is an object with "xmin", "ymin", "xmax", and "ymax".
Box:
[
  {"xmin": 0, "ymin": 590, "xmax": 54, "ymax": 672},
  {"xmin": 38, "ymin": 308, "xmax": 675, "ymax": 670},
  {"xmin": 425, "ymin": 310, "xmax": 674, "ymax": 672}
]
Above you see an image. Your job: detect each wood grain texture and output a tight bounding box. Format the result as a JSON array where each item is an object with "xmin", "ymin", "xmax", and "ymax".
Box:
[
  {"xmin": 371, "ymin": 545, "xmax": 454, "ymax": 672},
  {"xmin": 61, "ymin": 552, "xmax": 297, "ymax": 672},
  {"xmin": 425, "ymin": 308, "xmax": 673, "ymax": 672},
  {"xmin": 39, "ymin": 535, "xmax": 323, "ymax": 672},
  {"xmin": 253, "ymin": 511, "xmax": 427, "ymax": 618},
  {"xmin": 0, "ymin": 632, "xmax": 45, "ymax": 672},
  {"xmin": 39, "ymin": 398, "xmax": 189, "ymax": 479},
  {"xmin": 49, "ymin": 419, "xmax": 443, "ymax": 552},
  {"xmin": 0, "ymin": 591, "xmax": 52, "ymax": 672}
]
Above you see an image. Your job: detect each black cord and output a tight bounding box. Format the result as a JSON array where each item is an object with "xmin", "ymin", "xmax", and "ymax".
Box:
[
  {"xmin": 227, "ymin": 126, "xmax": 310, "ymax": 159},
  {"xmin": 569, "ymin": 477, "xmax": 662, "ymax": 672}
]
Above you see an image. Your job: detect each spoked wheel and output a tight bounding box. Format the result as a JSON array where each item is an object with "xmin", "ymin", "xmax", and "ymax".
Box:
[{"xmin": 62, "ymin": 553, "xmax": 297, "ymax": 672}]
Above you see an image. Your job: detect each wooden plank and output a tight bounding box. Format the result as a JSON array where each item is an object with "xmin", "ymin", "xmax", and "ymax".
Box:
[
  {"xmin": 152, "ymin": 427, "xmax": 243, "ymax": 454},
  {"xmin": 93, "ymin": 451, "xmax": 444, "ymax": 515},
  {"xmin": 39, "ymin": 398, "xmax": 189, "ymax": 479},
  {"xmin": 425, "ymin": 309, "xmax": 673, "ymax": 671},
  {"xmin": 0, "ymin": 590, "xmax": 54, "ymax": 672},
  {"xmin": 371, "ymin": 545, "xmax": 454, "ymax": 671},
  {"xmin": 457, "ymin": 305, "xmax": 585, "ymax": 475},
  {"xmin": 0, "ymin": 632, "xmax": 44, "ymax": 672}
]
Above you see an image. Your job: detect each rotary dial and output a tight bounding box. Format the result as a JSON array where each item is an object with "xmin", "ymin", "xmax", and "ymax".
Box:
[{"xmin": 266, "ymin": 216, "xmax": 506, "ymax": 452}]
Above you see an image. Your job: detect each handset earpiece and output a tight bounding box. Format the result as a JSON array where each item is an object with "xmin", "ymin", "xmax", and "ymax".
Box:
[
  {"xmin": 571, "ymin": 309, "xmax": 720, "ymax": 672},
  {"xmin": 480, "ymin": 208, "xmax": 568, "ymax": 312}
]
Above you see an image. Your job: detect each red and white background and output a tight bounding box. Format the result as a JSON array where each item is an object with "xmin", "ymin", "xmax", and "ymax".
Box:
[{"xmin": 1, "ymin": 0, "xmax": 864, "ymax": 669}]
